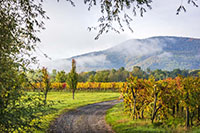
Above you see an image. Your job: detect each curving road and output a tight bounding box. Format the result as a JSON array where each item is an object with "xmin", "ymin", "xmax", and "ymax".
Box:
[{"xmin": 48, "ymin": 100, "xmax": 121, "ymax": 133}]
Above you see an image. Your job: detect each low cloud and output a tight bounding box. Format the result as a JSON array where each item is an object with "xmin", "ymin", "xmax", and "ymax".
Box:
[
  {"xmin": 75, "ymin": 54, "xmax": 110, "ymax": 67},
  {"xmin": 158, "ymin": 52, "xmax": 173, "ymax": 58},
  {"xmin": 195, "ymin": 54, "xmax": 200, "ymax": 59},
  {"xmin": 41, "ymin": 54, "xmax": 111, "ymax": 72},
  {"xmin": 110, "ymin": 38, "xmax": 167, "ymax": 56},
  {"xmin": 40, "ymin": 59, "xmax": 71, "ymax": 72}
]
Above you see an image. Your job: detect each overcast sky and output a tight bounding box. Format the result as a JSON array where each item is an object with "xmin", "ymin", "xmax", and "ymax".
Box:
[{"xmin": 36, "ymin": 0, "xmax": 200, "ymax": 62}]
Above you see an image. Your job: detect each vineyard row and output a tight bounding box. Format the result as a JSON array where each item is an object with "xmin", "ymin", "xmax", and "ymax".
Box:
[
  {"xmin": 122, "ymin": 75, "xmax": 200, "ymax": 128},
  {"xmin": 25, "ymin": 82, "xmax": 124, "ymax": 91}
]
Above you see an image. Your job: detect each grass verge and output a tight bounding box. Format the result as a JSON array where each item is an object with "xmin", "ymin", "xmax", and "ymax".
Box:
[
  {"xmin": 31, "ymin": 91, "xmax": 119, "ymax": 132},
  {"xmin": 106, "ymin": 102, "xmax": 168, "ymax": 133},
  {"xmin": 106, "ymin": 103, "xmax": 200, "ymax": 133}
]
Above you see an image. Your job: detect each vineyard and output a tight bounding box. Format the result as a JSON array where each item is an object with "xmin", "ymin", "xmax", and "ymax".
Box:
[
  {"xmin": 122, "ymin": 75, "xmax": 200, "ymax": 128},
  {"xmin": 26, "ymin": 82, "xmax": 124, "ymax": 92}
]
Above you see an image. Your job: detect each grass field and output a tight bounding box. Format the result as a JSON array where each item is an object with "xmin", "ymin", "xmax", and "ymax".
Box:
[
  {"xmin": 106, "ymin": 103, "xmax": 200, "ymax": 133},
  {"xmin": 31, "ymin": 91, "xmax": 119, "ymax": 132}
]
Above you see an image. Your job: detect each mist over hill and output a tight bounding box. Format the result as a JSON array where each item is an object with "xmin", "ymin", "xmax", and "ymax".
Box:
[{"xmin": 42, "ymin": 36, "xmax": 200, "ymax": 72}]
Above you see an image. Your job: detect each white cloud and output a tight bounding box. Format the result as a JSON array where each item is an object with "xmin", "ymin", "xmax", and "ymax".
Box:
[
  {"xmin": 158, "ymin": 52, "xmax": 173, "ymax": 58},
  {"xmin": 75, "ymin": 54, "xmax": 110, "ymax": 66},
  {"xmin": 111, "ymin": 38, "xmax": 166, "ymax": 56},
  {"xmin": 40, "ymin": 54, "xmax": 111, "ymax": 72}
]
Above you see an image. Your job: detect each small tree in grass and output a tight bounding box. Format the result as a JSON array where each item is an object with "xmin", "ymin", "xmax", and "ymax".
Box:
[
  {"xmin": 42, "ymin": 67, "xmax": 51, "ymax": 104},
  {"xmin": 67, "ymin": 59, "xmax": 78, "ymax": 99}
]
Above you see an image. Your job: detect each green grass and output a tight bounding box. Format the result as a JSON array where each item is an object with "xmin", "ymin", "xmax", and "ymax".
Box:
[
  {"xmin": 106, "ymin": 103, "xmax": 169, "ymax": 133},
  {"xmin": 31, "ymin": 91, "xmax": 119, "ymax": 132},
  {"xmin": 106, "ymin": 103, "xmax": 200, "ymax": 133}
]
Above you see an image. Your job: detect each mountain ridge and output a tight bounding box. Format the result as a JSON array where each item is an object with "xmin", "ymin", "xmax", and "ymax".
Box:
[
  {"xmin": 43, "ymin": 36, "xmax": 200, "ymax": 72},
  {"xmin": 62, "ymin": 36, "xmax": 199, "ymax": 60}
]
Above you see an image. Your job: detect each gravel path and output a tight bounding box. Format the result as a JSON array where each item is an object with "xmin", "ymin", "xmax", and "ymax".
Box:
[{"xmin": 48, "ymin": 100, "xmax": 121, "ymax": 133}]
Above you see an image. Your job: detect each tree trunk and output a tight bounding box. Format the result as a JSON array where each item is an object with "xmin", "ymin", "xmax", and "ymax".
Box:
[
  {"xmin": 181, "ymin": 107, "xmax": 184, "ymax": 113},
  {"xmin": 141, "ymin": 110, "xmax": 144, "ymax": 119},
  {"xmin": 130, "ymin": 87, "xmax": 136, "ymax": 119},
  {"xmin": 186, "ymin": 107, "xmax": 190, "ymax": 128},
  {"xmin": 176, "ymin": 102, "xmax": 179, "ymax": 114},
  {"xmin": 198, "ymin": 106, "xmax": 200, "ymax": 121},
  {"xmin": 152, "ymin": 104, "xmax": 162, "ymax": 123},
  {"xmin": 172, "ymin": 105, "xmax": 175, "ymax": 116},
  {"xmin": 129, "ymin": 103, "xmax": 132, "ymax": 113},
  {"xmin": 151, "ymin": 86, "xmax": 162, "ymax": 124},
  {"xmin": 133, "ymin": 98, "xmax": 136, "ymax": 119},
  {"xmin": 185, "ymin": 91, "xmax": 190, "ymax": 128},
  {"xmin": 152, "ymin": 91, "xmax": 158, "ymax": 123},
  {"xmin": 190, "ymin": 111, "xmax": 194, "ymax": 126},
  {"xmin": 44, "ymin": 91, "xmax": 48, "ymax": 105},
  {"xmin": 72, "ymin": 88, "xmax": 75, "ymax": 99}
]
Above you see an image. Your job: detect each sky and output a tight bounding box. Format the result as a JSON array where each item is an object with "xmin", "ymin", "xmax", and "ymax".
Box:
[{"xmin": 36, "ymin": 0, "xmax": 200, "ymax": 62}]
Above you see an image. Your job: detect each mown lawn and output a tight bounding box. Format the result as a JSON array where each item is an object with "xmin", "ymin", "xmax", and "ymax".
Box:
[
  {"xmin": 106, "ymin": 103, "xmax": 200, "ymax": 133},
  {"xmin": 30, "ymin": 91, "xmax": 119, "ymax": 132}
]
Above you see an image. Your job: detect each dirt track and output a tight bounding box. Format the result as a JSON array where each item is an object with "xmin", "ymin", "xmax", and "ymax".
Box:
[{"xmin": 48, "ymin": 100, "xmax": 120, "ymax": 133}]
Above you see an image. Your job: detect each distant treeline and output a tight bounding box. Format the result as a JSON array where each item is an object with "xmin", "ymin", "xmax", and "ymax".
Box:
[{"xmin": 27, "ymin": 66, "xmax": 200, "ymax": 83}]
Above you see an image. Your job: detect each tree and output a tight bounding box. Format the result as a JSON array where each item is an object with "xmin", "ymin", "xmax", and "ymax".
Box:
[
  {"xmin": 114, "ymin": 68, "xmax": 130, "ymax": 82},
  {"xmin": 42, "ymin": 67, "xmax": 51, "ymax": 105},
  {"xmin": 67, "ymin": 59, "xmax": 78, "ymax": 99},
  {"xmin": 108, "ymin": 69, "xmax": 116, "ymax": 81},
  {"xmin": 55, "ymin": 70, "xmax": 67, "ymax": 83},
  {"xmin": 88, "ymin": 74, "xmax": 95, "ymax": 82},
  {"xmin": 132, "ymin": 66, "xmax": 147, "ymax": 79},
  {"xmin": 0, "ymin": 0, "xmax": 48, "ymax": 131},
  {"xmin": 94, "ymin": 70, "xmax": 110, "ymax": 82},
  {"xmin": 146, "ymin": 67, "xmax": 151, "ymax": 74},
  {"xmin": 170, "ymin": 69, "xmax": 182, "ymax": 78},
  {"xmin": 50, "ymin": 69, "xmax": 57, "ymax": 82},
  {"xmin": 78, "ymin": 71, "xmax": 96, "ymax": 82},
  {"xmin": 152, "ymin": 69, "xmax": 167, "ymax": 80}
]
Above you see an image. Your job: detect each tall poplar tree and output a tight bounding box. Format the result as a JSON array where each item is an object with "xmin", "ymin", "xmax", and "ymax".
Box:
[{"xmin": 67, "ymin": 59, "xmax": 78, "ymax": 99}]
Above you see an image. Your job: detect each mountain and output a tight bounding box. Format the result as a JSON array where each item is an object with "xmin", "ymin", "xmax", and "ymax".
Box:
[{"xmin": 43, "ymin": 36, "xmax": 200, "ymax": 72}]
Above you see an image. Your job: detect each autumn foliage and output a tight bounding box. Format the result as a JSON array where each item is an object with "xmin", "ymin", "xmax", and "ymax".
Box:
[
  {"xmin": 26, "ymin": 82, "xmax": 124, "ymax": 92},
  {"xmin": 121, "ymin": 75, "xmax": 200, "ymax": 128}
]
